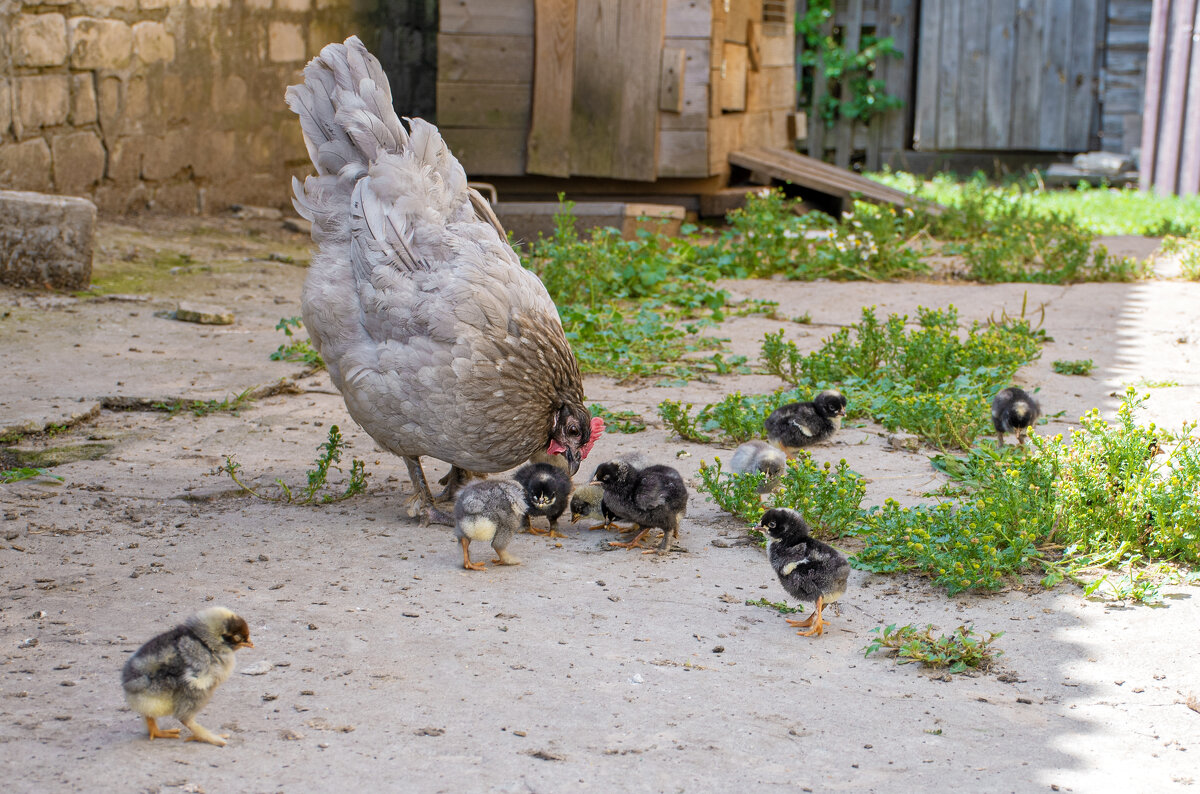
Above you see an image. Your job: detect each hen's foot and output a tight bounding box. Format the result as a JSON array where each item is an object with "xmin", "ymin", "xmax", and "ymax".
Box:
[
  {"xmin": 144, "ymin": 717, "xmax": 180, "ymax": 740},
  {"xmin": 434, "ymin": 466, "xmax": 482, "ymax": 503}
]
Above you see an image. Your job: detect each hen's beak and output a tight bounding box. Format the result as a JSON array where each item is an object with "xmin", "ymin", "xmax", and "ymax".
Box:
[{"xmin": 563, "ymin": 447, "xmax": 580, "ymax": 475}]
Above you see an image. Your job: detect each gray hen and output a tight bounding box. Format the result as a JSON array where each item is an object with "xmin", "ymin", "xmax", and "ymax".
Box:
[
  {"xmin": 121, "ymin": 607, "xmax": 254, "ymax": 746},
  {"xmin": 454, "ymin": 479, "xmax": 528, "ymax": 571},
  {"xmin": 285, "ymin": 37, "xmax": 598, "ymax": 525}
]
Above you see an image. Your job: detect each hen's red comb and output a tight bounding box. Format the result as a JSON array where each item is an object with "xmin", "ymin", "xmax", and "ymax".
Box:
[{"xmin": 580, "ymin": 416, "xmax": 605, "ymax": 459}]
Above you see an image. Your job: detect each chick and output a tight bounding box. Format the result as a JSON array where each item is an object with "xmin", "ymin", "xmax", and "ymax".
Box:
[
  {"xmin": 765, "ymin": 389, "xmax": 848, "ymax": 455},
  {"xmin": 568, "ymin": 483, "xmax": 627, "ymax": 532},
  {"xmin": 729, "ymin": 440, "xmax": 787, "ymax": 493},
  {"xmin": 514, "ymin": 462, "xmax": 571, "ymax": 537},
  {"xmin": 591, "ymin": 461, "xmax": 688, "ymax": 554},
  {"xmin": 991, "ymin": 387, "xmax": 1041, "ymax": 446},
  {"xmin": 759, "ymin": 508, "xmax": 849, "ymax": 637},
  {"xmin": 454, "ymin": 479, "xmax": 528, "ymax": 571},
  {"xmin": 121, "ymin": 607, "xmax": 254, "ymax": 746}
]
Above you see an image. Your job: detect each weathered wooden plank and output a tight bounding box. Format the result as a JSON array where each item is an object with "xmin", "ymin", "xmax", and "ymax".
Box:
[
  {"xmin": 1179, "ymin": 4, "xmax": 1200, "ymax": 194},
  {"xmin": 611, "ymin": 0, "xmax": 666, "ymax": 181},
  {"xmin": 720, "ymin": 42, "xmax": 749, "ymax": 110},
  {"xmin": 1038, "ymin": 0, "xmax": 1072, "ymax": 150},
  {"xmin": 709, "ymin": 112, "xmax": 744, "ymax": 176},
  {"xmin": 746, "ymin": 66, "xmax": 795, "ymax": 112},
  {"xmin": 661, "ymin": 80, "xmax": 708, "ymax": 129},
  {"xmin": 657, "ymin": 130, "xmax": 709, "ymax": 176},
  {"xmin": 754, "ymin": 21, "xmax": 793, "ymax": 67},
  {"xmin": 660, "ymin": 47, "xmax": 688, "ymax": 112},
  {"xmin": 527, "ymin": 0, "xmax": 576, "ymax": 177},
  {"xmin": 1155, "ymin": 0, "xmax": 1198, "ymax": 194},
  {"xmin": 1109, "ymin": 0, "xmax": 1155, "ymax": 24},
  {"xmin": 912, "ymin": 0, "xmax": 941, "ymax": 151},
  {"xmin": 570, "ymin": 0, "xmax": 623, "ymax": 176},
  {"xmin": 726, "ymin": 0, "xmax": 754, "ymax": 43},
  {"xmin": 729, "ymin": 145, "xmax": 944, "ymax": 213},
  {"xmin": 668, "ymin": 37, "xmax": 711, "ymax": 83},
  {"xmin": 957, "ymin": 0, "xmax": 988, "ymax": 148},
  {"xmin": 934, "ymin": 0, "xmax": 960, "ymax": 149},
  {"xmin": 806, "ymin": 11, "xmax": 832, "ymax": 157},
  {"xmin": 442, "ymin": 127, "xmax": 528, "ymax": 175},
  {"xmin": 984, "ymin": 0, "xmax": 1016, "ymax": 148},
  {"xmin": 871, "ymin": 0, "xmax": 916, "ymax": 165},
  {"xmin": 1138, "ymin": 0, "xmax": 1169, "ymax": 189},
  {"xmin": 438, "ymin": 35, "xmax": 534, "ymax": 84},
  {"xmin": 665, "ymin": 0, "xmax": 710, "ymax": 36},
  {"xmin": 441, "ymin": 0, "xmax": 534, "ymax": 36},
  {"xmin": 1010, "ymin": 0, "xmax": 1043, "ymax": 148},
  {"xmin": 835, "ymin": 0, "xmax": 863, "ymax": 167},
  {"xmin": 437, "ymin": 82, "xmax": 532, "ymax": 128}
]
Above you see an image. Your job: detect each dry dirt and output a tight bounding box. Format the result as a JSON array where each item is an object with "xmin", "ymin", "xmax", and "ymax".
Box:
[{"xmin": 1, "ymin": 218, "xmax": 1197, "ymax": 793}]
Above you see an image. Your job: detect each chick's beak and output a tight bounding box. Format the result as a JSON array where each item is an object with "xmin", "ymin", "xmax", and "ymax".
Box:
[
  {"xmin": 238, "ymin": 639, "xmax": 255, "ymax": 649},
  {"xmin": 570, "ymin": 512, "xmax": 581, "ymax": 523}
]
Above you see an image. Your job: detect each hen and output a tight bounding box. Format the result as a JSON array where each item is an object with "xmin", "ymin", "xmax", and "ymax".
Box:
[{"xmin": 285, "ymin": 37, "xmax": 598, "ymax": 524}]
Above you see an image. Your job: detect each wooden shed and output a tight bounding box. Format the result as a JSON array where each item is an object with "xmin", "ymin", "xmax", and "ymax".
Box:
[{"xmin": 436, "ymin": 0, "xmax": 799, "ymax": 184}]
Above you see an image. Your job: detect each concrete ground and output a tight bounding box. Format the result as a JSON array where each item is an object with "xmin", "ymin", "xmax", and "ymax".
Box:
[{"xmin": 1, "ymin": 219, "xmax": 1197, "ymax": 793}]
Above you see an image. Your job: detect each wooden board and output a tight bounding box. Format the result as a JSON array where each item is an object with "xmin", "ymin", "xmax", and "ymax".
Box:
[
  {"xmin": 957, "ymin": 0, "xmax": 987, "ymax": 147},
  {"xmin": 664, "ymin": 0, "xmax": 710, "ymax": 36},
  {"xmin": 745, "ymin": 65, "xmax": 794, "ymax": 112},
  {"xmin": 437, "ymin": 34, "xmax": 534, "ymax": 84},
  {"xmin": 720, "ymin": 42, "xmax": 749, "ymax": 110},
  {"xmin": 660, "ymin": 80, "xmax": 708, "ymax": 130},
  {"xmin": 984, "ymin": 0, "xmax": 1017, "ymax": 148},
  {"xmin": 527, "ymin": 0, "xmax": 576, "ymax": 177},
  {"xmin": 660, "ymin": 47, "xmax": 687, "ymax": 112},
  {"xmin": 728, "ymin": 146, "xmax": 945, "ymax": 215},
  {"xmin": 436, "ymin": 83, "xmax": 531, "ymax": 129},
  {"xmin": 441, "ymin": 0, "xmax": 534, "ymax": 35},
  {"xmin": 657, "ymin": 130, "xmax": 709, "ymax": 176},
  {"xmin": 441, "ymin": 127, "xmax": 528, "ymax": 175}
]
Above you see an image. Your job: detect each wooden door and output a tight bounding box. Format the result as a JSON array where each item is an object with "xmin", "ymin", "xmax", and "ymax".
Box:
[
  {"xmin": 527, "ymin": 0, "xmax": 666, "ymax": 180},
  {"xmin": 913, "ymin": 0, "xmax": 1105, "ymax": 151}
]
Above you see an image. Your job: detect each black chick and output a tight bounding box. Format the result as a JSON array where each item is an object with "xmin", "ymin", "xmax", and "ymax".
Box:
[
  {"xmin": 765, "ymin": 389, "xmax": 847, "ymax": 455},
  {"xmin": 991, "ymin": 387, "xmax": 1041, "ymax": 446},
  {"xmin": 759, "ymin": 508, "xmax": 849, "ymax": 637},
  {"xmin": 514, "ymin": 462, "xmax": 572, "ymax": 538},
  {"xmin": 591, "ymin": 461, "xmax": 688, "ymax": 554}
]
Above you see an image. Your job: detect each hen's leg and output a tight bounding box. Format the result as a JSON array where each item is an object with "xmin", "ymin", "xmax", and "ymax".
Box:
[
  {"xmin": 144, "ymin": 716, "xmax": 180, "ymax": 740},
  {"xmin": 403, "ymin": 457, "xmax": 453, "ymax": 526},
  {"xmin": 434, "ymin": 466, "xmax": 482, "ymax": 503},
  {"xmin": 181, "ymin": 716, "xmax": 228, "ymax": 746}
]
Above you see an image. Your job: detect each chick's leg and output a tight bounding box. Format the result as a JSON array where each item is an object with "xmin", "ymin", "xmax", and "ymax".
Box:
[
  {"xmin": 403, "ymin": 457, "xmax": 453, "ymax": 526},
  {"xmin": 181, "ymin": 716, "xmax": 228, "ymax": 747},
  {"xmin": 609, "ymin": 526, "xmax": 649, "ymax": 550},
  {"xmin": 795, "ymin": 596, "xmax": 831, "ymax": 637},
  {"xmin": 460, "ymin": 537, "xmax": 486, "ymax": 571},
  {"xmin": 144, "ymin": 716, "xmax": 180, "ymax": 740},
  {"xmin": 491, "ymin": 546, "xmax": 521, "ymax": 566}
]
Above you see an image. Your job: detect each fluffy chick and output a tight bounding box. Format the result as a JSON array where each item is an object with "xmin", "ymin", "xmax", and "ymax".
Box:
[
  {"xmin": 514, "ymin": 462, "xmax": 571, "ymax": 537},
  {"xmin": 454, "ymin": 479, "xmax": 528, "ymax": 571},
  {"xmin": 992, "ymin": 387, "xmax": 1041, "ymax": 446},
  {"xmin": 121, "ymin": 607, "xmax": 254, "ymax": 746},
  {"xmin": 765, "ymin": 389, "xmax": 848, "ymax": 455},
  {"xmin": 729, "ymin": 440, "xmax": 787, "ymax": 493},
  {"xmin": 591, "ymin": 461, "xmax": 688, "ymax": 554},
  {"xmin": 568, "ymin": 483, "xmax": 627, "ymax": 532},
  {"xmin": 759, "ymin": 508, "xmax": 849, "ymax": 637}
]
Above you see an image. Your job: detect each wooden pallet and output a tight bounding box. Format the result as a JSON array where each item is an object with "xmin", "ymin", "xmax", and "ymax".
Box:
[{"xmin": 729, "ymin": 146, "xmax": 944, "ymax": 216}]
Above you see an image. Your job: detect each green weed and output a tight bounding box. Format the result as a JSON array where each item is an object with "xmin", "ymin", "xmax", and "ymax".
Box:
[
  {"xmin": 154, "ymin": 388, "xmax": 254, "ymax": 417},
  {"xmin": 864, "ymin": 624, "xmax": 1004, "ymax": 674},
  {"xmin": 1161, "ymin": 235, "xmax": 1200, "ymax": 280},
  {"xmin": 1, "ymin": 467, "xmax": 63, "ymax": 483},
  {"xmin": 270, "ymin": 317, "xmax": 324, "ymax": 370},
  {"xmin": 745, "ymin": 597, "xmax": 804, "ymax": 615},
  {"xmin": 218, "ymin": 424, "xmax": 369, "ymax": 505},
  {"xmin": 1053, "ymin": 359, "xmax": 1095, "ymax": 375},
  {"xmin": 589, "ymin": 404, "xmax": 647, "ymax": 434}
]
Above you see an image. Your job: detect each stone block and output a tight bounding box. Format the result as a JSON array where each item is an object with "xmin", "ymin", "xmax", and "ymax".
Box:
[
  {"xmin": 268, "ymin": 21, "xmax": 305, "ymax": 63},
  {"xmin": 277, "ymin": 0, "xmax": 312, "ymax": 10},
  {"xmin": 0, "ymin": 189, "xmax": 96, "ymax": 289},
  {"xmin": 0, "ymin": 82, "xmax": 11, "ymax": 138},
  {"xmin": 93, "ymin": 181, "xmax": 149, "ymax": 213},
  {"xmin": 51, "ymin": 131, "xmax": 106, "ymax": 194},
  {"xmin": 82, "ymin": 0, "xmax": 139, "ymax": 12},
  {"xmin": 0, "ymin": 139, "xmax": 54, "ymax": 192},
  {"xmin": 69, "ymin": 17, "xmax": 133, "ymax": 71},
  {"xmin": 106, "ymin": 135, "xmax": 144, "ymax": 184},
  {"xmin": 189, "ymin": 0, "xmax": 232, "ymax": 8},
  {"xmin": 70, "ymin": 74, "xmax": 98, "ymax": 125},
  {"xmin": 176, "ymin": 301, "xmax": 234, "ymax": 324},
  {"xmin": 150, "ymin": 181, "xmax": 198, "ymax": 214},
  {"xmin": 192, "ymin": 130, "xmax": 236, "ymax": 179},
  {"xmin": 96, "ymin": 74, "xmax": 122, "ymax": 134},
  {"xmin": 14, "ymin": 13, "xmax": 69, "ymax": 67},
  {"xmin": 245, "ymin": 0, "xmax": 272, "ymax": 9},
  {"xmin": 139, "ymin": 0, "xmax": 170, "ymax": 9},
  {"xmin": 15, "ymin": 74, "xmax": 71, "ymax": 136},
  {"xmin": 133, "ymin": 21, "xmax": 174, "ymax": 63},
  {"xmin": 142, "ymin": 129, "xmax": 188, "ymax": 180}
]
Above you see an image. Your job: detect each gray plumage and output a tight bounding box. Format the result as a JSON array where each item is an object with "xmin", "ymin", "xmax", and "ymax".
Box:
[
  {"xmin": 121, "ymin": 607, "xmax": 253, "ymax": 746},
  {"xmin": 285, "ymin": 36, "xmax": 594, "ymax": 524},
  {"xmin": 759, "ymin": 508, "xmax": 849, "ymax": 637},
  {"xmin": 592, "ymin": 461, "xmax": 688, "ymax": 553},
  {"xmin": 729, "ymin": 440, "xmax": 787, "ymax": 493},
  {"xmin": 453, "ymin": 479, "xmax": 528, "ymax": 570},
  {"xmin": 765, "ymin": 389, "xmax": 847, "ymax": 454},
  {"xmin": 992, "ymin": 387, "xmax": 1041, "ymax": 446},
  {"xmin": 514, "ymin": 462, "xmax": 571, "ymax": 533}
]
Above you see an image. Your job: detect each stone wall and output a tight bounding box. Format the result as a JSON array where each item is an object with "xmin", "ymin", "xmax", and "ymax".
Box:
[{"xmin": 0, "ymin": 0, "xmax": 426, "ymax": 214}]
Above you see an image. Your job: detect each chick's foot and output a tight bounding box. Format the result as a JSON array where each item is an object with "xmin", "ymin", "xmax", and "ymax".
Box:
[
  {"xmin": 144, "ymin": 717, "xmax": 180, "ymax": 740},
  {"xmin": 182, "ymin": 718, "xmax": 227, "ymax": 747},
  {"xmin": 609, "ymin": 527, "xmax": 651, "ymax": 551},
  {"xmin": 460, "ymin": 538, "xmax": 487, "ymax": 571}
]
